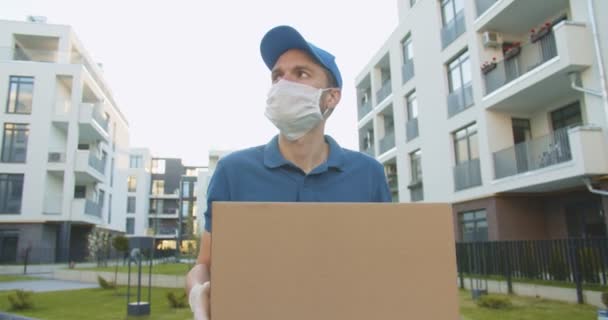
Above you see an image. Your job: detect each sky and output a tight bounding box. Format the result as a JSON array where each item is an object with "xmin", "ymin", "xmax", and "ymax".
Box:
[{"xmin": 3, "ymin": 0, "xmax": 398, "ymax": 166}]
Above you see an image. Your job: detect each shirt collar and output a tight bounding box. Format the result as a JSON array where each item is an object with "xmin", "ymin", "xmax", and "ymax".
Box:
[{"xmin": 263, "ymin": 135, "xmax": 345, "ymax": 172}]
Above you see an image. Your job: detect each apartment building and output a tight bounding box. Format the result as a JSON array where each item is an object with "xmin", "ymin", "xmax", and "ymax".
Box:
[
  {"xmin": 0, "ymin": 18, "xmax": 130, "ymax": 263},
  {"xmin": 356, "ymin": 0, "xmax": 608, "ymax": 241},
  {"xmin": 126, "ymin": 150, "xmax": 208, "ymax": 251}
]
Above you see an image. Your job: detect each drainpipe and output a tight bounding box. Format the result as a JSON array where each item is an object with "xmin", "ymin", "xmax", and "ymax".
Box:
[
  {"xmin": 583, "ymin": 178, "xmax": 608, "ymax": 196},
  {"xmin": 568, "ymin": 72, "xmax": 602, "ymax": 97},
  {"xmin": 586, "ymin": 0, "xmax": 608, "ymax": 128}
]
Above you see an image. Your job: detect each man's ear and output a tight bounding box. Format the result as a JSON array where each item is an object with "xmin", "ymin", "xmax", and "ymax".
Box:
[{"xmin": 325, "ymin": 88, "xmax": 341, "ymax": 108}]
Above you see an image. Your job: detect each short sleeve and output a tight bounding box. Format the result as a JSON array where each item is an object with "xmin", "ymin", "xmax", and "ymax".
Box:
[{"xmin": 204, "ymin": 160, "xmax": 231, "ymax": 232}]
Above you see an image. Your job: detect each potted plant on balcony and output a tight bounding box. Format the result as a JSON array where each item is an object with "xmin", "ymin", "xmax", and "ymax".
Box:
[
  {"xmin": 502, "ymin": 42, "xmax": 521, "ymax": 60},
  {"xmin": 530, "ymin": 21, "xmax": 552, "ymax": 43},
  {"xmin": 481, "ymin": 57, "xmax": 497, "ymax": 75}
]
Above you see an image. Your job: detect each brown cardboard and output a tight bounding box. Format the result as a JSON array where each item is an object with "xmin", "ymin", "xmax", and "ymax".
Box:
[{"xmin": 211, "ymin": 202, "xmax": 460, "ymax": 320}]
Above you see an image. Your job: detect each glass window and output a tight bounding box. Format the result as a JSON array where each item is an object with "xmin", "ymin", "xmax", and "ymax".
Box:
[
  {"xmin": 152, "ymin": 180, "xmax": 164, "ymax": 195},
  {"xmin": 441, "ymin": 0, "xmax": 464, "ymax": 26},
  {"xmin": 126, "ymin": 217, "xmax": 135, "ymax": 235},
  {"xmin": 406, "ymin": 91, "xmax": 418, "ymax": 120},
  {"xmin": 453, "ymin": 123, "xmax": 478, "ymax": 164},
  {"xmin": 127, "ymin": 175, "xmax": 137, "ymax": 193},
  {"xmin": 459, "ymin": 210, "xmax": 488, "ymax": 242},
  {"xmin": 1, "ymin": 123, "xmax": 29, "ymax": 163},
  {"xmin": 447, "ymin": 51, "xmax": 471, "ymax": 93},
  {"xmin": 149, "ymin": 199, "xmax": 158, "ymax": 214},
  {"xmin": 401, "ymin": 34, "xmax": 414, "ymax": 62},
  {"xmin": 151, "ymin": 159, "xmax": 165, "ymax": 174},
  {"xmin": 181, "ymin": 200, "xmax": 190, "ymax": 217},
  {"xmin": 410, "ymin": 149, "xmax": 422, "ymax": 183},
  {"xmin": 129, "ymin": 155, "xmax": 143, "ymax": 168},
  {"xmin": 6, "ymin": 76, "xmax": 34, "ymax": 114},
  {"xmin": 182, "ymin": 181, "xmax": 190, "ymax": 198},
  {"xmin": 127, "ymin": 196, "xmax": 136, "ymax": 213},
  {"xmin": 0, "ymin": 174, "xmax": 24, "ymax": 214},
  {"xmin": 551, "ymin": 102, "xmax": 582, "ymax": 131}
]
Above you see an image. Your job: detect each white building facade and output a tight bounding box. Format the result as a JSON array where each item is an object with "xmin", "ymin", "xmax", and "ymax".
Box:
[
  {"xmin": 356, "ymin": 0, "xmax": 608, "ymax": 241},
  {"xmin": 0, "ymin": 19, "xmax": 131, "ymax": 263}
]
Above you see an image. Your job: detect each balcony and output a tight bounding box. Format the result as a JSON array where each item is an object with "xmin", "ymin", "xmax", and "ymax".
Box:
[
  {"xmin": 482, "ymin": 22, "xmax": 593, "ymax": 112},
  {"xmin": 406, "ymin": 118, "xmax": 419, "ymax": 142},
  {"xmin": 447, "ymin": 83, "xmax": 474, "ymax": 117},
  {"xmin": 47, "ymin": 151, "xmax": 66, "ymax": 173},
  {"xmin": 475, "ymin": 0, "xmax": 498, "ymax": 17},
  {"xmin": 376, "ymin": 80, "xmax": 392, "ymax": 104},
  {"xmin": 408, "ymin": 181, "xmax": 424, "ymax": 202},
  {"xmin": 357, "ymin": 101, "xmax": 372, "ymax": 120},
  {"xmin": 79, "ymin": 103, "xmax": 109, "ymax": 143},
  {"xmin": 402, "ymin": 60, "xmax": 415, "ymax": 84},
  {"xmin": 72, "ymin": 198, "xmax": 102, "ymax": 220},
  {"xmin": 387, "ymin": 174, "xmax": 398, "ymax": 193},
  {"xmin": 441, "ymin": 10, "xmax": 466, "ymax": 49},
  {"xmin": 453, "ymin": 158, "xmax": 482, "ymax": 191},
  {"xmin": 379, "ymin": 130, "xmax": 396, "ymax": 155},
  {"xmin": 491, "ymin": 125, "xmax": 608, "ymax": 193},
  {"xmin": 361, "ymin": 145, "xmax": 375, "ymax": 157},
  {"xmin": 74, "ymin": 150, "xmax": 105, "ymax": 183}
]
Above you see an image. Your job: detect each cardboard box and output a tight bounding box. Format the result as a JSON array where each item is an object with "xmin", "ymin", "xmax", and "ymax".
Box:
[{"xmin": 211, "ymin": 202, "xmax": 460, "ymax": 320}]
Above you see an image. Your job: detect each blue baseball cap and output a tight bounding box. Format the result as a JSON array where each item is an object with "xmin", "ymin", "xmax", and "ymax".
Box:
[{"xmin": 260, "ymin": 25, "xmax": 343, "ymax": 88}]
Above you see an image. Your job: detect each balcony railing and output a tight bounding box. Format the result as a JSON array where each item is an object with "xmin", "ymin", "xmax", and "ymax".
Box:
[
  {"xmin": 454, "ymin": 158, "xmax": 482, "ymax": 191},
  {"xmin": 409, "ymin": 183, "xmax": 424, "ymax": 202},
  {"xmin": 484, "ymin": 30, "xmax": 557, "ymax": 95},
  {"xmin": 493, "ymin": 127, "xmax": 571, "ymax": 179},
  {"xmin": 92, "ymin": 106, "xmax": 109, "ymax": 132},
  {"xmin": 402, "ymin": 60, "xmax": 415, "ymax": 84},
  {"xmin": 441, "ymin": 10, "xmax": 466, "ymax": 49},
  {"xmin": 357, "ymin": 100, "xmax": 372, "ymax": 120},
  {"xmin": 376, "ymin": 80, "xmax": 392, "ymax": 104},
  {"xmin": 379, "ymin": 130, "xmax": 396, "ymax": 154},
  {"xmin": 447, "ymin": 83, "xmax": 474, "ymax": 117},
  {"xmin": 361, "ymin": 145, "xmax": 375, "ymax": 157},
  {"xmin": 88, "ymin": 153, "xmax": 106, "ymax": 175},
  {"xmin": 475, "ymin": 0, "xmax": 498, "ymax": 17},
  {"xmin": 85, "ymin": 199, "xmax": 102, "ymax": 217},
  {"xmin": 406, "ymin": 118, "xmax": 419, "ymax": 141}
]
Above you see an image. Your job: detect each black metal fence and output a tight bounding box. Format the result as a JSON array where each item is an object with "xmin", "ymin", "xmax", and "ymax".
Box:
[{"xmin": 456, "ymin": 238, "xmax": 608, "ymax": 303}]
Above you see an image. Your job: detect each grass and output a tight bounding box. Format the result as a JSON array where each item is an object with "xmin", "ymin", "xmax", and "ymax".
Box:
[
  {"xmin": 459, "ymin": 290, "xmax": 597, "ymax": 320},
  {"xmin": 0, "ymin": 275, "xmax": 40, "ymax": 282},
  {"xmin": 0, "ymin": 286, "xmax": 191, "ymax": 320},
  {"xmin": 0, "ymin": 287, "xmax": 598, "ymax": 320},
  {"xmin": 461, "ymin": 274, "xmax": 608, "ymax": 292},
  {"xmin": 78, "ymin": 262, "xmax": 193, "ymax": 276}
]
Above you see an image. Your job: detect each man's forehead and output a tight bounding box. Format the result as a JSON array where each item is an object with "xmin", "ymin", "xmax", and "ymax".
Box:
[{"xmin": 272, "ymin": 49, "xmax": 321, "ymax": 70}]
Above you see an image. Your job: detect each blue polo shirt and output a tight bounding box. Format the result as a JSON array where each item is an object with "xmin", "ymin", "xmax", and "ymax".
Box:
[{"xmin": 204, "ymin": 135, "xmax": 391, "ymax": 232}]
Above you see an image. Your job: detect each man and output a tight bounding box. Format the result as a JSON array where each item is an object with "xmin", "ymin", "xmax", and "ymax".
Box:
[{"xmin": 186, "ymin": 25, "xmax": 391, "ymax": 320}]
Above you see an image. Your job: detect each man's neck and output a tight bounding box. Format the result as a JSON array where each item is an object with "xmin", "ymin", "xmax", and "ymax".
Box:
[{"xmin": 278, "ymin": 125, "xmax": 329, "ymax": 175}]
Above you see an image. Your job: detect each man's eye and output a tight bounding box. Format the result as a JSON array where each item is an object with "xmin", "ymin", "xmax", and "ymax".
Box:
[{"xmin": 298, "ymin": 71, "xmax": 309, "ymax": 78}]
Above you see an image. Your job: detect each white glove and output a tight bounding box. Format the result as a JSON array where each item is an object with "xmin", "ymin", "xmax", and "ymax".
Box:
[{"xmin": 189, "ymin": 281, "xmax": 211, "ymax": 320}]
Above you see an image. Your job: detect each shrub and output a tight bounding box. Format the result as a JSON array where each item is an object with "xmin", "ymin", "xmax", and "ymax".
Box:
[
  {"xmin": 166, "ymin": 291, "xmax": 188, "ymax": 309},
  {"xmin": 8, "ymin": 290, "xmax": 34, "ymax": 310},
  {"xmin": 476, "ymin": 294, "xmax": 512, "ymax": 309},
  {"xmin": 97, "ymin": 275, "xmax": 116, "ymax": 289},
  {"xmin": 602, "ymin": 291, "xmax": 608, "ymax": 308},
  {"xmin": 548, "ymin": 248, "xmax": 569, "ymax": 281}
]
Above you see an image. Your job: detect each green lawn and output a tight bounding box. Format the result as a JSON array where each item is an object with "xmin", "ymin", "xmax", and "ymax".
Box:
[
  {"xmin": 0, "ymin": 275, "xmax": 40, "ymax": 282},
  {"xmin": 461, "ymin": 274, "xmax": 608, "ymax": 292},
  {"xmin": 0, "ymin": 287, "xmax": 598, "ymax": 320},
  {"xmin": 79, "ymin": 263, "xmax": 193, "ymax": 276},
  {"xmin": 459, "ymin": 290, "xmax": 597, "ymax": 320},
  {"xmin": 0, "ymin": 287, "xmax": 191, "ymax": 320}
]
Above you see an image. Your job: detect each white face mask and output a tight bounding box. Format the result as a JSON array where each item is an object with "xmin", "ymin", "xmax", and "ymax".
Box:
[{"xmin": 265, "ymin": 79, "xmax": 333, "ymax": 141}]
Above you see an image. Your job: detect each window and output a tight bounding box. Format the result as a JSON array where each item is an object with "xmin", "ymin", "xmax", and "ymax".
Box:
[
  {"xmin": 6, "ymin": 76, "xmax": 34, "ymax": 114},
  {"xmin": 448, "ymin": 50, "xmax": 471, "ymax": 94},
  {"xmin": 406, "ymin": 91, "xmax": 418, "ymax": 120},
  {"xmin": 127, "ymin": 196, "xmax": 136, "ymax": 213},
  {"xmin": 410, "ymin": 149, "xmax": 422, "ymax": 183},
  {"xmin": 181, "ymin": 181, "xmax": 190, "ymax": 198},
  {"xmin": 551, "ymin": 102, "xmax": 582, "ymax": 131},
  {"xmin": 440, "ymin": 0, "xmax": 464, "ymax": 26},
  {"xmin": 127, "ymin": 175, "xmax": 137, "ymax": 192},
  {"xmin": 151, "ymin": 159, "xmax": 165, "ymax": 174},
  {"xmin": 459, "ymin": 210, "xmax": 488, "ymax": 242},
  {"xmin": 152, "ymin": 180, "xmax": 164, "ymax": 195},
  {"xmin": 1, "ymin": 123, "xmax": 29, "ymax": 163},
  {"xmin": 108, "ymin": 195, "xmax": 112, "ymax": 224},
  {"xmin": 129, "ymin": 155, "xmax": 143, "ymax": 169},
  {"xmin": 149, "ymin": 199, "xmax": 158, "ymax": 213},
  {"xmin": 401, "ymin": 34, "xmax": 414, "ymax": 63},
  {"xmin": 126, "ymin": 217, "xmax": 135, "ymax": 235},
  {"xmin": 0, "ymin": 174, "xmax": 24, "ymax": 213},
  {"xmin": 74, "ymin": 186, "xmax": 86, "ymax": 199},
  {"xmin": 181, "ymin": 200, "xmax": 190, "ymax": 217},
  {"xmin": 453, "ymin": 123, "xmax": 478, "ymax": 164}
]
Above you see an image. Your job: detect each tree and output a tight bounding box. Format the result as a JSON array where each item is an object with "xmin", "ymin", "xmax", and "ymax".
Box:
[{"xmin": 111, "ymin": 236, "xmax": 130, "ymax": 284}]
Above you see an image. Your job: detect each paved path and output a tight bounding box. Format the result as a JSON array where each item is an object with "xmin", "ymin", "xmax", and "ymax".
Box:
[{"xmin": 0, "ymin": 279, "xmax": 98, "ymax": 292}]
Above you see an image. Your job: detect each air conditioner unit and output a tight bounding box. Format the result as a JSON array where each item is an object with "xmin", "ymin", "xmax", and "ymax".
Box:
[
  {"xmin": 48, "ymin": 152, "xmax": 62, "ymax": 162},
  {"xmin": 482, "ymin": 31, "xmax": 501, "ymax": 48}
]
